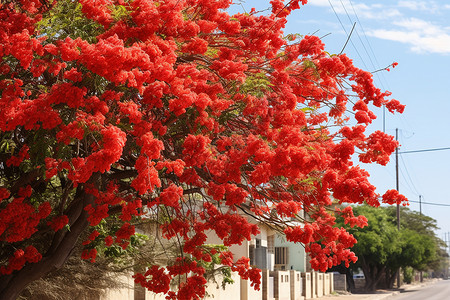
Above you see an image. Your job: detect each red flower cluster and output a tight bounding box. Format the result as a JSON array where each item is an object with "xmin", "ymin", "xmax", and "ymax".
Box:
[
  {"xmin": 6, "ymin": 145, "xmax": 30, "ymax": 167},
  {"xmin": 382, "ymin": 189, "xmax": 409, "ymax": 206},
  {"xmin": 0, "ymin": 246, "xmax": 42, "ymax": 275},
  {"xmin": 47, "ymin": 215, "xmax": 69, "ymax": 232},
  {"xmin": 81, "ymin": 248, "xmax": 97, "ymax": 263},
  {"xmin": 0, "ymin": 191, "xmax": 51, "ymax": 243},
  {"xmin": 232, "ymin": 257, "xmax": 261, "ymax": 290}
]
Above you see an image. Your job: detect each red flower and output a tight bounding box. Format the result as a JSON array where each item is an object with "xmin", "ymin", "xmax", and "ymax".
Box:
[
  {"xmin": 47, "ymin": 215, "xmax": 69, "ymax": 232},
  {"xmin": 104, "ymin": 236, "xmax": 113, "ymax": 247}
]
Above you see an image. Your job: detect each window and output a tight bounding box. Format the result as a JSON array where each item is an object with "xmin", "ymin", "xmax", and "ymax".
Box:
[
  {"xmin": 275, "ymin": 247, "xmax": 288, "ymax": 265},
  {"xmin": 249, "ymin": 244, "xmax": 255, "ymax": 266}
]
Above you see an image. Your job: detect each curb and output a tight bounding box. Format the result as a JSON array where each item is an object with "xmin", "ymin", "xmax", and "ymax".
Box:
[
  {"xmin": 374, "ymin": 290, "xmax": 400, "ymax": 299},
  {"xmin": 318, "ymin": 278, "xmax": 441, "ymax": 300},
  {"xmin": 364, "ymin": 278, "xmax": 441, "ymax": 299}
]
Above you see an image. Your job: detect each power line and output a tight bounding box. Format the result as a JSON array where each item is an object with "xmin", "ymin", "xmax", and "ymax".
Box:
[
  {"xmin": 340, "ymin": 0, "xmax": 375, "ymax": 69},
  {"xmin": 399, "ymin": 147, "xmax": 450, "ymax": 154},
  {"xmin": 408, "ymin": 199, "xmax": 450, "ymax": 207},
  {"xmin": 348, "ymin": 0, "xmax": 390, "ymax": 89},
  {"xmin": 329, "ymin": 0, "xmax": 368, "ymax": 70},
  {"xmin": 399, "ymin": 155, "xmax": 421, "ymax": 196},
  {"xmin": 333, "ymin": 0, "xmax": 391, "ymax": 131}
]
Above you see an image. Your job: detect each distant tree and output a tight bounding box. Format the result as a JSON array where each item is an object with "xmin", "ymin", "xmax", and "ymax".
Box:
[
  {"xmin": 340, "ymin": 205, "xmax": 442, "ymax": 291},
  {"xmin": 385, "ymin": 206, "xmax": 447, "ymax": 284},
  {"xmin": 0, "ymin": 0, "xmax": 404, "ymax": 299}
]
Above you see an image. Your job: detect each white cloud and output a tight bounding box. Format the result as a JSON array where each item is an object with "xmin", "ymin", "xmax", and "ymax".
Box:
[
  {"xmin": 308, "ymin": 0, "xmax": 401, "ymax": 20},
  {"xmin": 396, "ymin": 1, "xmax": 450, "ymax": 14},
  {"xmin": 397, "ymin": 1, "xmax": 437, "ymax": 12},
  {"xmin": 368, "ymin": 18, "xmax": 450, "ymax": 54},
  {"xmin": 299, "ymin": 0, "xmax": 450, "ymax": 54}
]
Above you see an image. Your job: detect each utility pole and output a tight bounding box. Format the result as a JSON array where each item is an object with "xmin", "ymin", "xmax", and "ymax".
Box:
[
  {"xmin": 419, "ymin": 195, "xmax": 422, "ymax": 216},
  {"xmin": 445, "ymin": 233, "xmax": 449, "ymax": 279},
  {"xmin": 419, "ymin": 195, "xmax": 423, "ymax": 282},
  {"xmin": 396, "ymin": 128, "xmax": 400, "ymax": 230},
  {"xmin": 394, "ymin": 139, "xmax": 450, "ymax": 284},
  {"xmin": 395, "ymin": 128, "xmax": 401, "ymax": 288},
  {"xmin": 445, "ymin": 232, "xmax": 450, "ymax": 279}
]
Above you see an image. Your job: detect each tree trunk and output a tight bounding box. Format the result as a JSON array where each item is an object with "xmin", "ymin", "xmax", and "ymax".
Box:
[
  {"xmin": 346, "ymin": 268, "xmax": 356, "ymax": 292},
  {"xmin": 360, "ymin": 256, "xmax": 385, "ymax": 292},
  {"xmin": 0, "ymin": 190, "xmax": 94, "ymax": 299},
  {"xmin": 385, "ymin": 268, "xmax": 398, "ymax": 289},
  {"xmin": 327, "ymin": 263, "xmax": 355, "ymax": 292}
]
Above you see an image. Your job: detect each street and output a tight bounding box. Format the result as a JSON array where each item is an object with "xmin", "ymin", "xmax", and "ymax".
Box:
[{"xmin": 387, "ymin": 280, "xmax": 450, "ymax": 300}]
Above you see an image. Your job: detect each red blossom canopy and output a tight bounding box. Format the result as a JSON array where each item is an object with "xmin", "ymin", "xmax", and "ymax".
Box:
[{"xmin": 0, "ymin": 0, "xmax": 406, "ymax": 299}]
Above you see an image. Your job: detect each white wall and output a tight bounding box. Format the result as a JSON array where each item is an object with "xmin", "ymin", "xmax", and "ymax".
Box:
[
  {"xmin": 100, "ymin": 273, "xmax": 134, "ymax": 300},
  {"xmin": 316, "ymin": 272, "xmax": 324, "ymax": 298},
  {"xmin": 274, "ymin": 234, "xmax": 307, "ymax": 272},
  {"xmin": 301, "ymin": 272, "xmax": 311, "ymax": 299},
  {"xmin": 205, "ymin": 271, "xmax": 241, "ymax": 300},
  {"xmin": 241, "ymin": 274, "xmax": 263, "ymax": 300},
  {"xmin": 270, "ymin": 270, "xmax": 291, "ymax": 300},
  {"xmin": 205, "ymin": 230, "xmax": 249, "ymax": 260}
]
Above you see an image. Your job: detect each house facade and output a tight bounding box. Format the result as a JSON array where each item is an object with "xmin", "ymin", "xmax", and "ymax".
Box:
[{"xmin": 96, "ymin": 220, "xmax": 336, "ymax": 300}]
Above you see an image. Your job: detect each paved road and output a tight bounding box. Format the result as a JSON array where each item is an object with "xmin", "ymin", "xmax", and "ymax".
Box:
[{"xmin": 387, "ymin": 279, "xmax": 450, "ymax": 300}]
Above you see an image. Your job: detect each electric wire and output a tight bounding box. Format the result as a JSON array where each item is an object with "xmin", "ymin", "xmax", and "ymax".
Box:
[
  {"xmin": 399, "ymin": 155, "xmax": 421, "ymax": 196},
  {"xmin": 339, "ymin": 0, "xmax": 376, "ymax": 71},
  {"xmin": 328, "ymin": 0, "xmax": 369, "ymax": 70},
  {"xmin": 408, "ymin": 199, "xmax": 450, "ymax": 207},
  {"xmin": 348, "ymin": 0, "xmax": 389, "ymax": 91},
  {"xmin": 399, "ymin": 147, "xmax": 450, "ymax": 154},
  {"xmin": 333, "ymin": 0, "xmax": 392, "ymax": 132}
]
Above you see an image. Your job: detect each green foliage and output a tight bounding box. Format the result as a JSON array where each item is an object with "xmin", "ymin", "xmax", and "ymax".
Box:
[
  {"xmin": 337, "ymin": 204, "xmax": 445, "ymax": 289},
  {"xmin": 37, "ymin": 0, "xmax": 102, "ymax": 43},
  {"xmin": 344, "ymin": 205, "xmax": 400, "ymax": 265},
  {"xmin": 94, "ymin": 219, "xmax": 150, "ymax": 263},
  {"xmin": 403, "ymin": 266, "xmax": 413, "ymax": 284},
  {"xmin": 110, "ymin": 4, "xmax": 131, "ymax": 21},
  {"xmin": 239, "ymin": 72, "xmax": 272, "ymax": 98}
]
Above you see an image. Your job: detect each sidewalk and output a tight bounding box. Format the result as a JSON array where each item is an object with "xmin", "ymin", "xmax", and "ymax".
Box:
[{"xmin": 319, "ymin": 279, "xmax": 441, "ymax": 300}]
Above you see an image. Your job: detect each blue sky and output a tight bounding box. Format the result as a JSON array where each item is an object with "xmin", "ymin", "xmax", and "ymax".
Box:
[{"xmin": 233, "ymin": 1, "xmax": 450, "ymax": 240}]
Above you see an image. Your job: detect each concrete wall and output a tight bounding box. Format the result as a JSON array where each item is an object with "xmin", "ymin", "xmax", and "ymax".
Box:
[
  {"xmin": 329, "ymin": 273, "xmax": 334, "ymax": 294},
  {"xmin": 146, "ymin": 272, "xmax": 243, "ymax": 300},
  {"xmin": 333, "ymin": 273, "xmax": 347, "ymax": 291},
  {"xmin": 354, "ymin": 278, "xmax": 365, "ymax": 290},
  {"xmin": 316, "ymin": 273, "xmax": 324, "ymax": 298},
  {"xmin": 301, "ymin": 272, "xmax": 311, "ymax": 299},
  {"xmin": 98, "ymin": 270, "xmax": 334, "ymax": 300},
  {"xmin": 269, "ymin": 276, "xmax": 275, "ymax": 300},
  {"xmin": 241, "ymin": 275, "xmax": 263, "ymax": 300},
  {"xmin": 311, "ymin": 272, "xmax": 316, "ymax": 298},
  {"xmin": 290, "ymin": 270, "xmax": 303, "ymax": 300},
  {"xmin": 270, "ymin": 271, "xmax": 291, "ymax": 300},
  {"xmin": 323, "ymin": 273, "xmax": 330, "ymax": 296},
  {"xmin": 262, "ymin": 269, "xmax": 275, "ymax": 300},
  {"xmin": 205, "ymin": 272, "xmax": 241, "ymax": 300}
]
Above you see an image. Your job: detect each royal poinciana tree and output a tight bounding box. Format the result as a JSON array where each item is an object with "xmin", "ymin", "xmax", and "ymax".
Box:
[{"xmin": 0, "ymin": 0, "xmax": 407, "ymax": 299}]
